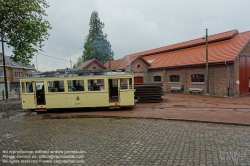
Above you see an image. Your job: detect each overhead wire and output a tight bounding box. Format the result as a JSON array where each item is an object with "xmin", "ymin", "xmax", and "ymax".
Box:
[{"xmin": 38, "ymin": 53, "xmax": 71, "ymax": 62}]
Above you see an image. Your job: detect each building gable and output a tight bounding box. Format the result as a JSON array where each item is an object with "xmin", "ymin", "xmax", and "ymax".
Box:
[
  {"xmin": 78, "ymin": 59, "xmax": 106, "ymax": 70},
  {"xmin": 130, "ymin": 58, "xmax": 149, "ymax": 72}
]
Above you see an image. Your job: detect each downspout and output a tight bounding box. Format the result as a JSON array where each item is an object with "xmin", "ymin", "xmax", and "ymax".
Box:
[{"xmin": 225, "ymin": 62, "xmax": 230, "ymax": 97}]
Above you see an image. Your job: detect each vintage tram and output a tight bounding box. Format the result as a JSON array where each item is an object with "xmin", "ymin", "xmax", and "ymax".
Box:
[{"xmin": 19, "ymin": 69, "xmax": 135, "ymax": 111}]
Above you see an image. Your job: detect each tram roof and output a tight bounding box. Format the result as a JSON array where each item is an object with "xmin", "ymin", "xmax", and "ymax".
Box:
[{"xmin": 21, "ymin": 69, "xmax": 134, "ymax": 79}]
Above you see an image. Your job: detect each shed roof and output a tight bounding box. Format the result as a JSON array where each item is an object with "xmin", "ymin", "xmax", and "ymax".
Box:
[
  {"xmin": 143, "ymin": 30, "xmax": 250, "ymax": 69},
  {"xmin": 106, "ymin": 29, "xmax": 250, "ymax": 70}
]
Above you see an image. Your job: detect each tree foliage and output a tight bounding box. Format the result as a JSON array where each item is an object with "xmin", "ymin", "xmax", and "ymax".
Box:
[
  {"xmin": 83, "ymin": 11, "xmax": 114, "ymax": 64},
  {"xmin": 0, "ymin": 0, "xmax": 51, "ymax": 64},
  {"xmin": 73, "ymin": 56, "xmax": 83, "ymax": 68}
]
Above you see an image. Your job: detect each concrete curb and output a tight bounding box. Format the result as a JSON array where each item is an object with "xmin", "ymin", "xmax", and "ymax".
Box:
[{"xmin": 42, "ymin": 114, "xmax": 250, "ymax": 126}]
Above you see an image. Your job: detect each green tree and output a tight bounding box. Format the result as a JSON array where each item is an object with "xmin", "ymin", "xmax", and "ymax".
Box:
[
  {"xmin": 73, "ymin": 55, "xmax": 83, "ymax": 68},
  {"xmin": 83, "ymin": 11, "xmax": 114, "ymax": 64},
  {"xmin": 0, "ymin": 0, "xmax": 52, "ymax": 64}
]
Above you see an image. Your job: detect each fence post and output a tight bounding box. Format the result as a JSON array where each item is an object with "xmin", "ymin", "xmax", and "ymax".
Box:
[{"xmin": 2, "ymin": 90, "xmax": 4, "ymax": 100}]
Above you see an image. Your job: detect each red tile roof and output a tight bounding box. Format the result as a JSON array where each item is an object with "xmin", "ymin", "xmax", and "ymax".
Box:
[
  {"xmin": 143, "ymin": 30, "xmax": 250, "ymax": 69},
  {"xmin": 78, "ymin": 59, "xmax": 106, "ymax": 69},
  {"xmin": 132, "ymin": 29, "xmax": 238, "ymax": 57},
  {"xmin": 107, "ymin": 29, "xmax": 250, "ymax": 70}
]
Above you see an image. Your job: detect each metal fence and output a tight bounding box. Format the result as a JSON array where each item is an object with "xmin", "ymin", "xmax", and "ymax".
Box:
[{"xmin": 1, "ymin": 90, "xmax": 21, "ymax": 100}]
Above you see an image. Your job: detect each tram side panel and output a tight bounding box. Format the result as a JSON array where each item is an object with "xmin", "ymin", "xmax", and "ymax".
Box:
[
  {"xmin": 119, "ymin": 90, "xmax": 135, "ymax": 106},
  {"xmin": 44, "ymin": 92, "xmax": 110, "ymax": 109}
]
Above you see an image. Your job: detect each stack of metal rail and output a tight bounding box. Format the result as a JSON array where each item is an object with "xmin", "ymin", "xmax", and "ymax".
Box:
[{"xmin": 134, "ymin": 83, "xmax": 164, "ymax": 103}]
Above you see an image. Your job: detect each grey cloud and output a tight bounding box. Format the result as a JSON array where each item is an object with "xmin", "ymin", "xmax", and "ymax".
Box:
[{"xmin": 2, "ymin": 0, "xmax": 250, "ymax": 71}]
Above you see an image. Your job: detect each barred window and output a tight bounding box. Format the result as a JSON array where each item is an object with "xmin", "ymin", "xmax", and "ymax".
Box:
[
  {"xmin": 14, "ymin": 72, "xmax": 22, "ymax": 78},
  {"xmin": 154, "ymin": 76, "xmax": 161, "ymax": 82},
  {"xmin": 170, "ymin": 75, "xmax": 180, "ymax": 82},
  {"xmin": 191, "ymin": 74, "xmax": 204, "ymax": 82}
]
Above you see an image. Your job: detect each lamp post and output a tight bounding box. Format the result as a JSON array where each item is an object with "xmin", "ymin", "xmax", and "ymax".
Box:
[
  {"xmin": 1, "ymin": 35, "xmax": 8, "ymax": 99},
  {"xmin": 205, "ymin": 28, "xmax": 209, "ymax": 95}
]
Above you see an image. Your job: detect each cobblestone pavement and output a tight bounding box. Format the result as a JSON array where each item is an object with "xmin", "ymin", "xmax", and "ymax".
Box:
[
  {"xmin": 61, "ymin": 93, "xmax": 250, "ymax": 125},
  {"xmin": 1, "ymin": 113, "xmax": 250, "ymax": 165}
]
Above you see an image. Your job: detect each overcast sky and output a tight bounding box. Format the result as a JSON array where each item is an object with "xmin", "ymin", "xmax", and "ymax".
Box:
[{"xmin": 2, "ymin": 0, "xmax": 250, "ymax": 71}]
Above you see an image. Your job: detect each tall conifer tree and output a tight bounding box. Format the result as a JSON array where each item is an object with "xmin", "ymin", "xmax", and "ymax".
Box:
[{"xmin": 82, "ymin": 11, "xmax": 114, "ymax": 64}]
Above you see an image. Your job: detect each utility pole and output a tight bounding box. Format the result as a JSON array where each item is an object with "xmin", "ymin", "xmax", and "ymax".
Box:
[{"xmin": 1, "ymin": 35, "xmax": 8, "ymax": 99}]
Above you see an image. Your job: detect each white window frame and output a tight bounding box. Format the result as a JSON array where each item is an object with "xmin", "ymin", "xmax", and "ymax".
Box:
[
  {"xmin": 14, "ymin": 72, "xmax": 23, "ymax": 78},
  {"xmin": 0, "ymin": 70, "xmax": 4, "ymax": 77}
]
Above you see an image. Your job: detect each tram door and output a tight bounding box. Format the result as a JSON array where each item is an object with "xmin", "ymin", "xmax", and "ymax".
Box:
[
  {"xmin": 34, "ymin": 81, "xmax": 45, "ymax": 105},
  {"xmin": 108, "ymin": 79, "xmax": 119, "ymax": 103}
]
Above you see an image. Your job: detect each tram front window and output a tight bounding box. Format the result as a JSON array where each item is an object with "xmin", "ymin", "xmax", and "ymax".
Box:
[{"xmin": 23, "ymin": 82, "xmax": 33, "ymax": 93}]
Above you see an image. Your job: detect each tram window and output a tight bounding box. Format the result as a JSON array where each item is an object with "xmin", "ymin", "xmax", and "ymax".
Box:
[
  {"xmin": 88, "ymin": 79, "xmax": 104, "ymax": 91},
  {"xmin": 120, "ymin": 78, "xmax": 133, "ymax": 89},
  {"xmin": 21, "ymin": 82, "xmax": 26, "ymax": 93},
  {"xmin": 112, "ymin": 79, "xmax": 118, "ymax": 87},
  {"xmin": 47, "ymin": 81, "xmax": 64, "ymax": 92},
  {"xmin": 67, "ymin": 80, "xmax": 84, "ymax": 92},
  {"xmin": 25, "ymin": 82, "xmax": 33, "ymax": 93},
  {"xmin": 129, "ymin": 78, "xmax": 132, "ymax": 89},
  {"xmin": 36, "ymin": 82, "xmax": 44, "ymax": 90},
  {"xmin": 121, "ymin": 78, "xmax": 128, "ymax": 89}
]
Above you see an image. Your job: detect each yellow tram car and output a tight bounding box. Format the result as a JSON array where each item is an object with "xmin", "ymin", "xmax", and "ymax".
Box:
[{"xmin": 19, "ymin": 69, "xmax": 135, "ymax": 111}]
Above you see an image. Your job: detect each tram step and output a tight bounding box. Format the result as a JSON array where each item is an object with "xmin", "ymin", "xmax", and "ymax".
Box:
[
  {"xmin": 36, "ymin": 108, "xmax": 47, "ymax": 111},
  {"xmin": 109, "ymin": 106, "xmax": 121, "ymax": 109}
]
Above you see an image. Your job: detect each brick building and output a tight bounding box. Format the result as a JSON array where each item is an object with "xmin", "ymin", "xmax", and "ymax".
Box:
[
  {"xmin": 0, "ymin": 53, "xmax": 35, "ymax": 94},
  {"xmin": 105, "ymin": 29, "xmax": 250, "ymax": 96}
]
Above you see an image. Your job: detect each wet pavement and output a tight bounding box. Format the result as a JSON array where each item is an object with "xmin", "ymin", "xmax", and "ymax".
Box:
[
  {"xmin": 44, "ymin": 93, "xmax": 250, "ymax": 125},
  {"xmin": 1, "ymin": 93, "xmax": 250, "ymax": 165},
  {"xmin": 0, "ymin": 113, "xmax": 250, "ymax": 165}
]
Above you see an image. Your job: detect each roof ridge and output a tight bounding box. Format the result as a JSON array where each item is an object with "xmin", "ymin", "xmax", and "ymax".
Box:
[
  {"xmin": 123, "ymin": 29, "xmax": 239, "ymax": 59},
  {"xmin": 239, "ymin": 30, "xmax": 250, "ymax": 34}
]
